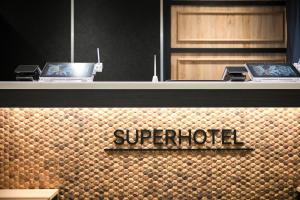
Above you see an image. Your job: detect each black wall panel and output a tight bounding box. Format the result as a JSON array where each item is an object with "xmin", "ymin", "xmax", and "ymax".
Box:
[
  {"xmin": 287, "ymin": 0, "xmax": 300, "ymax": 63},
  {"xmin": 75, "ymin": 0, "xmax": 160, "ymax": 81},
  {"xmin": 0, "ymin": 0, "xmax": 70, "ymax": 81}
]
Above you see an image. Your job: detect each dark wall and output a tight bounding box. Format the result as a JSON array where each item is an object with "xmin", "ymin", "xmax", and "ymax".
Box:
[
  {"xmin": 0, "ymin": 0, "xmax": 70, "ymax": 81},
  {"xmin": 287, "ymin": 0, "xmax": 300, "ymax": 63},
  {"xmin": 75, "ymin": 0, "xmax": 160, "ymax": 81},
  {"xmin": 0, "ymin": 0, "xmax": 160, "ymax": 81}
]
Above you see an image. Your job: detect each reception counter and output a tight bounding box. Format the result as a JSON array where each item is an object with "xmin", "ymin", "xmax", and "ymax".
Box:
[
  {"xmin": 0, "ymin": 82, "xmax": 300, "ymax": 107},
  {"xmin": 0, "ymin": 82, "xmax": 300, "ymax": 199}
]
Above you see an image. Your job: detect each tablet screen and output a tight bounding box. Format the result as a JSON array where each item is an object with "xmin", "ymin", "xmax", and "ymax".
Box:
[
  {"xmin": 247, "ymin": 64, "xmax": 300, "ymax": 78},
  {"xmin": 41, "ymin": 63, "xmax": 94, "ymax": 77}
]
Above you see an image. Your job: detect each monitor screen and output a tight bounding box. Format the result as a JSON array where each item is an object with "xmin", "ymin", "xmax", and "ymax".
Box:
[
  {"xmin": 246, "ymin": 63, "xmax": 300, "ymax": 78},
  {"xmin": 41, "ymin": 63, "xmax": 94, "ymax": 78}
]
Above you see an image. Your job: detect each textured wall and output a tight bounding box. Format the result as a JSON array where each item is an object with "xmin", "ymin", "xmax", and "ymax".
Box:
[
  {"xmin": 0, "ymin": 108, "xmax": 299, "ymax": 199},
  {"xmin": 0, "ymin": 0, "xmax": 160, "ymax": 81},
  {"xmin": 0, "ymin": 0, "xmax": 70, "ymax": 81},
  {"xmin": 75, "ymin": 0, "xmax": 160, "ymax": 81}
]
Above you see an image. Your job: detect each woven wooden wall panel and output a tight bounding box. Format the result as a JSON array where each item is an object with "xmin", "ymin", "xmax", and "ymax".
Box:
[{"xmin": 0, "ymin": 108, "xmax": 299, "ymax": 199}]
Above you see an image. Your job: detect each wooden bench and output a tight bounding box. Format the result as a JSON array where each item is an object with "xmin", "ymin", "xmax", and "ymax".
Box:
[{"xmin": 0, "ymin": 189, "xmax": 59, "ymax": 200}]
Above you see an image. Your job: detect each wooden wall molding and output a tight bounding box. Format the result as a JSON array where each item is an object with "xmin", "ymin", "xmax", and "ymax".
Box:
[
  {"xmin": 176, "ymin": 11, "xmax": 285, "ymax": 43},
  {"xmin": 171, "ymin": 53, "xmax": 286, "ymax": 80},
  {"xmin": 172, "ymin": 6, "xmax": 287, "ymax": 48}
]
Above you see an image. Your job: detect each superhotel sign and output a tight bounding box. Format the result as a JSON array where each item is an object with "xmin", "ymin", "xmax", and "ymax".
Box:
[{"xmin": 105, "ymin": 129, "xmax": 254, "ymax": 152}]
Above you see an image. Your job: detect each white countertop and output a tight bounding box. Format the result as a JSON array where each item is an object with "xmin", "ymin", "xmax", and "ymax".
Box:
[
  {"xmin": 0, "ymin": 81, "xmax": 300, "ymax": 90},
  {"xmin": 0, "ymin": 189, "xmax": 58, "ymax": 199}
]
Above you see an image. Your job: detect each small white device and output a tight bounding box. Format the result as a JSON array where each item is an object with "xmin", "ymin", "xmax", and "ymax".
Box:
[
  {"xmin": 152, "ymin": 54, "xmax": 159, "ymax": 83},
  {"xmin": 294, "ymin": 59, "xmax": 300, "ymax": 73},
  {"xmin": 94, "ymin": 48, "xmax": 103, "ymax": 73}
]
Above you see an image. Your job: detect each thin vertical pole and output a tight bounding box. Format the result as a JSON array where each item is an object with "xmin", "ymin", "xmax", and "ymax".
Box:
[
  {"xmin": 154, "ymin": 54, "xmax": 157, "ymax": 76},
  {"xmin": 71, "ymin": 0, "xmax": 75, "ymax": 62},
  {"xmin": 160, "ymin": 0, "xmax": 164, "ymax": 81}
]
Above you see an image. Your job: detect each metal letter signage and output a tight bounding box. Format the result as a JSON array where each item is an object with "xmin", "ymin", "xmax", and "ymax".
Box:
[{"xmin": 105, "ymin": 129, "xmax": 254, "ymax": 152}]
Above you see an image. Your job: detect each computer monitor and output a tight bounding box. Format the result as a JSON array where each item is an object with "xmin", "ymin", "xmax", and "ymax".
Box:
[
  {"xmin": 39, "ymin": 63, "xmax": 95, "ymax": 82},
  {"xmin": 245, "ymin": 63, "xmax": 300, "ymax": 82}
]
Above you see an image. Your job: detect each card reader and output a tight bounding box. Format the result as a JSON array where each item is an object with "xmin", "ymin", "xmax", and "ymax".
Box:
[{"xmin": 222, "ymin": 66, "xmax": 248, "ymax": 82}]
